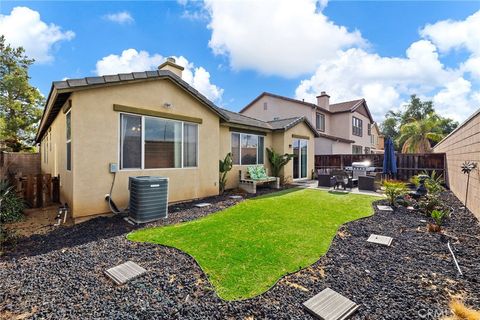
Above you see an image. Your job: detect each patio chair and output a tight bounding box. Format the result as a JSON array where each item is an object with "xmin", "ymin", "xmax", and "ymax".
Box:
[
  {"xmin": 358, "ymin": 175, "xmax": 380, "ymax": 191},
  {"xmin": 331, "ymin": 170, "xmax": 354, "ymax": 190},
  {"xmin": 317, "ymin": 171, "xmax": 334, "ymax": 187}
]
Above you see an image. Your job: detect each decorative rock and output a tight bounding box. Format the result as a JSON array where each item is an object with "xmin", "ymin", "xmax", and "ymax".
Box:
[
  {"xmin": 1, "ymin": 190, "xmax": 479, "ymax": 319},
  {"xmin": 229, "ymin": 195, "xmax": 243, "ymax": 199}
]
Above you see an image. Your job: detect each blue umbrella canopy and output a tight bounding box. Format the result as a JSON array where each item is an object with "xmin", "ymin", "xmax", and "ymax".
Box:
[{"xmin": 383, "ymin": 137, "xmax": 397, "ymax": 175}]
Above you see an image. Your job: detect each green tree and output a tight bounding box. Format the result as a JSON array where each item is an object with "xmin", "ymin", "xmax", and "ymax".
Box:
[
  {"xmin": 380, "ymin": 95, "xmax": 458, "ymax": 151},
  {"xmin": 397, "ymin": 113, "xmax": 445, "ymax": 153},
  {"xmin": 0, "ymin": 35, "xmax": 43, "ymax": 151}
]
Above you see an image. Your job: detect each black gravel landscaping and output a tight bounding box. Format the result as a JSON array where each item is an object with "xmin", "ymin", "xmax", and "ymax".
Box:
[{"xmin": 1, "ymin": 189, "xmax": 479, "ymax": 319}]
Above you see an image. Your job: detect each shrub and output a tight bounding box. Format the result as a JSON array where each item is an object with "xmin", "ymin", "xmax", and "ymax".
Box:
[
  {"xmin": 383, "ymin": 180, "xmax": 408, "ymax": 206},
  {"xmin": 418, "ymin": 194, "xmax": 443, "ymax": 215},
  {"xmin": 431, "ymin": 209, "xmax": 446, "ymax": 227},
  {"xmin": 266, "ymin": 148, "xmax": 294, "ymax": 178},
  {"xmin": 0, "ymin": 181, "xmax": 25, "ymax": 224},
  {"xmin": 219, "ymin": 153, "xmax": 233, "ymax": 194},
  {"xmin": 424, "ymin": 170, "xmax": 444, "ymax": 195}
]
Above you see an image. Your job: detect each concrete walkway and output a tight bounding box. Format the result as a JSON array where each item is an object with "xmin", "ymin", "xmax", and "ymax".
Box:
[{"xmin": 291, "ymin": 180, "xmax": 386, "ymax": 198}]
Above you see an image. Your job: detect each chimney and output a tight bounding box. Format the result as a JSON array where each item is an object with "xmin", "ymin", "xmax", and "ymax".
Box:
[
  {"xmin": 316, "ymin": 91, "xmax": 330, "ymax": 110},
  {"xmin": 158, "ymin": 57, "xmax": 184, "ymax": 78}
]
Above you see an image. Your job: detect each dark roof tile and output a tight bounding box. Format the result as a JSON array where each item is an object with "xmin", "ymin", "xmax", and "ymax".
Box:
[
  {"xmin": 132, "ymin": 72, "xmax": 147, "ymax": 79},
  {"xmin": 85, "ymin": 77, "xmax": 106, "ymax": 85},
  {"xmin": 66, "ymin": 78, "xmax": 88, "ymax": 87},
  {"xmin": 103, "ymin": 75, "xmax": 121, "ymax": 83},
  {"xmin": 118, "ymin": 73, "xmax": 134, "ymax": 81},
  {"xmin": 146, "ymin": 70, "xmax": 159, "ymax": 77}
]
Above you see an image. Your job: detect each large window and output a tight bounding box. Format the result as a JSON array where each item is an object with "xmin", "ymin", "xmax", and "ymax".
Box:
[
  {"xmin": 316, "ymin": 113, "xmax": 325, "ymax": 132},
  {"xmin": 66, "ymin": 111, "xmax": 71, "ymax": 171},
  {"xmin": 352, "ymin": 116, "xmax": 363, "ymax": 136},
  {"xmin": 231, "ymin": 132, "xmax": 264, "ymax": 165},
  {"xmin": 120, "ymin": 114, "xmax": 198, "ymax": 169}
]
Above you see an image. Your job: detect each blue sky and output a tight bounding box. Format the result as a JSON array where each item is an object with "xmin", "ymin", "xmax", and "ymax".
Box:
[{"xmin": 1, "ymin": 1, "xmax": 479, "ymax": 123}]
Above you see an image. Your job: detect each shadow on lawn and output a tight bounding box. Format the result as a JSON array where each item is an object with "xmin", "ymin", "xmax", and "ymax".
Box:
[
  {"xmin": 250, "ymin": 187, "xmax": 303, "ymax": 200},
  {"xmin": 4, "ymin": 215, "xmax": 137, "ymax": 260},
  {"xmin": 4, "ymin": 187, "xmax": 293, "ymax": 259}
]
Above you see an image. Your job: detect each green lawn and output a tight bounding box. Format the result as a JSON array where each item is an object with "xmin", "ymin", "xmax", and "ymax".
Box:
[{"xmin": 127, "ymin": 189, "xmax": 377, "ymax": 300}]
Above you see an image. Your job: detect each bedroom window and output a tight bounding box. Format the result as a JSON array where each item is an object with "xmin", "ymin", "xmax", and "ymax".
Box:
[
  {"xmin": 316, "ymin": 113, "xmax": 325, "ymax": 132},
  {"xmin": 231, "ymin": 132, "xmax": 264, "ymax": 165},
  {"xmin": 352, "ymin": 116, "xmax": 363, "ymax": 137},
  {"xmin": 120, "ymin": 113, "xmax": 198, "ymax": 170}
]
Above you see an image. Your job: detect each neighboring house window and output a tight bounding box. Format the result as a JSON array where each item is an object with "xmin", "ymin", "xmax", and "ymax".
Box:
[
  {"xmin": 231, "ymin": 132, "xmax": 264, "ymax": 165},
  {"xmin": 352, "ymin": 116, "xmax": 363, "ymax": 136},
  {"xmin": 263, "ymin": 102, "xmax": 268, "ymax": 110},
  {"xmin": 120, "ymin": 113, "xmax": 198, "ymax": 170},
  {"xmin": 352, "ymin": 145, "xmax": 363, "ymax": 154},
  {"xmin": 367, "ymin": 123, "xmax": 371, "ymax": 135},
  {"xmin": 316, "ymin": 113, "xmax": 325, "ymax": 132},
  {"xmin": 364, "ymin": 147, "xmax": 371, "ymax": 154},
  {"xmin": 66, "ymin": 111, "xmax": 71, "ymax": 171}
]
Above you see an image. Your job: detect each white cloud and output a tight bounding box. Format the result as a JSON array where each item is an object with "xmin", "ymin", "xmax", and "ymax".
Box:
[
  {"xmin": 463, "ymin": 56, "xmax": 480, "ymax": 79},
  {"xmin": 295, "ymin": 40, "xmax": 457, "ymax": 120},
  {"xmin": 95, "ymin": 49, "xmax": 164, "ymax": 75},
  {"xmin": 103, "ymin": 11, "xmax": 134, "ymax": 24},
  {"xmin": 95, "ymin": 49, "xmax": 223, "ymax": 103},
  {"xmin": 420, "ymin": 10, "xmax": 480, "ymax": 55},
  {"xmin": 205, "ymin": 0, "xmax": 365, "ymax": 77},
  {"xmin": 174, "ymin": 56, "xmax": 224, "ymax": 102},
  {"xmin": 432, "ymin": 78, "xmax": 478, "ymax": 121},
  {"xmin": 0, "ymin": 6, "xmax": 75, "ymax": 63}
]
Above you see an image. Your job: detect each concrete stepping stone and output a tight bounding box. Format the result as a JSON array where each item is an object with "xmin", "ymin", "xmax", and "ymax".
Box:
[
  {"xmin": 303, "ymin": 287, "xmax": 359, "ymax": 320},
  {"xmin": 105, "ymin": 261, "xmax": 146, "ymax": 285},
  {"xmin": 367, "ymin": 234, "xmax": 393, "ymax": 246},
  {"xmin": 377, "ymin": 205, "xmax": 393, "ymax": 211},
  {"xmin": 194, "ymin": 203, "xmax": 211, "ymax": 208}
]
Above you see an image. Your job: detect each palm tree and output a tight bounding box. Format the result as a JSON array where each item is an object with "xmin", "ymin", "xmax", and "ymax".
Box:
[{"xmin": 397, "ymin": 114, "xmax": 445, "ymax": 153}]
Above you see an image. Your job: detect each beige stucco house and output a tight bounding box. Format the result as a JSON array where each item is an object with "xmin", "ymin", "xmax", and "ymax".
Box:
[
  {"xmin": 36, "ymin": 59, "xmax": 318, "ymax": 222},
  {"xmin": 240, "ymin": 92, "xmax": 379, "ymax": 155}
]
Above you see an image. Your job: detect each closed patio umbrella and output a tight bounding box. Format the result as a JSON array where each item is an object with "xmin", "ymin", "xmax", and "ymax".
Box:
[{"xmin": 382, "ymin": 137, "xmax": 397, "ymax": 178}]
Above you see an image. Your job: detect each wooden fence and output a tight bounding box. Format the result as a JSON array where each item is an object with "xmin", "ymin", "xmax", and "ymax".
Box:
[
  {"xmin": 0, "ymin": 152, "xmax": 41, "ymax": 179},
  {"xmin": 18, "ymin": 174, "xmax": 60, "ymax": 208},
  {"xmin": 315, "ymin": 153, "xmax": 447, "ymax": 183}
]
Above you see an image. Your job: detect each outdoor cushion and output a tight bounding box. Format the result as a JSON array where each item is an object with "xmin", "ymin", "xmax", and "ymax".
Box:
[
  {"xmin": 256, "ymin": 166, "xmax": 268, "ymax": 179},
  {"xmin": 247, "ymin": 166, "xmax": 268, "ymax": 180},
  {"xmin": 247, "ymin": 166, "xmax": 260, "ymax": 180}
]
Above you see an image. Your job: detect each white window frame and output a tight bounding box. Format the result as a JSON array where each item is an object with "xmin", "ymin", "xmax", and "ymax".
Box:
[
  {"xmin": 119, "ymin": 112, "xmax": 199, "ymax": 171},
  {"xmin": 316, "ymin": 112, "xmax": 325, "ymax": 132},
  {"xmin": 231, "ymin": 132, "xmax": 265, "ymax": 166},
  {"xmin": 66, "ymin": 111, "xmax": 71, "ymax": 171}
]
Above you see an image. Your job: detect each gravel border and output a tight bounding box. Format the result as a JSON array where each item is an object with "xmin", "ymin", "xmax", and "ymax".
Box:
[{"xmin": 1, "ymin": 189, "xmax": 479, "ymax": 319}]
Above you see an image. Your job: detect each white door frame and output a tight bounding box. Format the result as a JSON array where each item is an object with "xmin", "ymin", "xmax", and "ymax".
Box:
[{"xmin": 292, "ymin": 138, "xmax": 308, "ymax": 180}]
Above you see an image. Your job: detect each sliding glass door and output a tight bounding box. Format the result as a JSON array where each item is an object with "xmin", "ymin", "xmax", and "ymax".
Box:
[{"xmin": 292, "ymin": 139, "xmax": 308, "ymax": 179}]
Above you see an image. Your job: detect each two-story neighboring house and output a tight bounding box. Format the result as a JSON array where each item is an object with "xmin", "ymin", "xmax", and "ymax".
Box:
[
  {"xmin": 370, "ymin": 122, "xmax": 385, "ymax": 154},
  {"xmin": 240, "ymin": 91, "xmax": 379, "ymax": 155}
]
